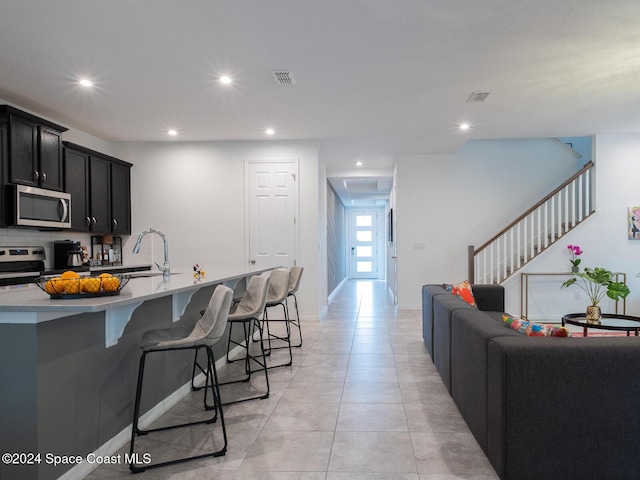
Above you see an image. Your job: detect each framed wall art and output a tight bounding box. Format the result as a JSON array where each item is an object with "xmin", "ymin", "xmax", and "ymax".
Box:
[{"xmin": 628, "ymin": 206, "xmax": 640, "ymax": 239}]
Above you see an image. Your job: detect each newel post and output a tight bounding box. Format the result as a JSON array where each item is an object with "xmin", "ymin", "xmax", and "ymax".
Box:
[{"xmin": 468, "ymin": 245, "xmax": 475, "ymax": 284}]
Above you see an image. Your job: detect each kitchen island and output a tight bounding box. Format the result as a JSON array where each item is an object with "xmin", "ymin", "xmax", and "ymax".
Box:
[{"xmin": 0, "ymin": 267, "xmax": 272, "ymax": 480}]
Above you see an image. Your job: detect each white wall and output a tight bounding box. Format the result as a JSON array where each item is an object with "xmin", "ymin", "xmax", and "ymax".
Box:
[
  {"xmin": 502, "ymin": 134, "xmax": 640, "ymax": 318},
  {"xmin": 395, "ymin": 138, "xmax": 582, "ymax": 309},
  {"xmin": 317, "ymin": 147, "xmax": 329, "ymax": 313},
  {"xmin": 112, "ymin": 139, "xmax": 324, "ymax": 318}
]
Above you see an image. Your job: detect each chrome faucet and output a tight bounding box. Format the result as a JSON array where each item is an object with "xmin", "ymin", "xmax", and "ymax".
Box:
[{"xmin": 133, "ymin": 228, "xmax": 170, "ymax": 278}]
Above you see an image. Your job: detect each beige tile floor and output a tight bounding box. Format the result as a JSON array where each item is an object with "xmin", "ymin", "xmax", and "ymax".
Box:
[{"xmin": 86, "ymin": 280, "xmax": 499, "ymax": 479}]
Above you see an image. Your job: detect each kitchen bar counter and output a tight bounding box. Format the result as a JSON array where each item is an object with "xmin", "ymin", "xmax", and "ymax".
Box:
[
  {"xmin": 0, "ymin": 266, "xmax": 275, "ymax": 480},
  {"xmin": 0, "ymin": 266, "xmax": 268, "ymax": 316},
  {"xmin": 0, "ymin": 266, "xmax": 274, "ymax": 348}
]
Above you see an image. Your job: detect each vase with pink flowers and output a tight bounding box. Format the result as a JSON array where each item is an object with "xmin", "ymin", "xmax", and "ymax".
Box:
[{"xmin": 567, "ymin": 244, "xmax": 582, "ymax": 273}]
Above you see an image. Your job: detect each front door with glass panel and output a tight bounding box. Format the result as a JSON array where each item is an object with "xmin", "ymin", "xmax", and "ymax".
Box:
[{"xmin": 350, "ymin": 210, "xmax": 377, "ymax": 279}]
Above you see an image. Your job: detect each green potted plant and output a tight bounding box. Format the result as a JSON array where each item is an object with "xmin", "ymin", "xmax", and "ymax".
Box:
[{"xmin": 561, "ymin": 267, "xmax": 630, "ymax": 323}]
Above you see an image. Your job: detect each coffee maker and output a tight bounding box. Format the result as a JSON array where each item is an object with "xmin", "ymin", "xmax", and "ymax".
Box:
[{"xmin": 53, "ymin": 240, "xmax": 84, "ymax": 270}]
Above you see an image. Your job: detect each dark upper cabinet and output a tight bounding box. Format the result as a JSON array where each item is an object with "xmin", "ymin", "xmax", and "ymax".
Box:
[
  {"xmin": 39, "ymin": 126, "xmax": 64, "ymax": 190},
  {"xmin": 8, "ymin": 116, "xmax": 36, "ymax": 187},
  {"xmin": 110, "ymin": 161, "xmax": 131, "ymax": 235},
  {"xmin": 89, "ymin": 155, "xmax": 111, "ymax": 233},
  {"xmin": 0, "ymin": 105, "xmax": 67, "ymax": 191},
  {"xmin": 0, "ymin": 120, "xmax": 7, "ymax": 226},
  {"xmin": 63, "ymin": 147, "xmax": 90, "ymax": 230},
  {"xmin": 63, "ymin": 142, "xmax": 132, "ymax": 235}
]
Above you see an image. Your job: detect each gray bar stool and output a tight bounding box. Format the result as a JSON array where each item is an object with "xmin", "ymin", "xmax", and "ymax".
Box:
[
  {"xmin": 221, "ymin": 271, "xmax": 272, "ymax": 403},
  {"xmin": 286, "ymin": 266, "xmax": 304, "ymax": 347},
  {"xmin": 262, "ymin": 268, "xmax": 293, "ymax": 368},
  {"xmin": 129, "ymin": 284, "xmax": 233, "ymax": 473}
]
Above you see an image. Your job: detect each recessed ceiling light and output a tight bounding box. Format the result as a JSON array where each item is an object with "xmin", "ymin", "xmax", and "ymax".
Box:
[
  {"xmin": 265, "ymin": 128, "xmax": 275, "ymax": 135},
  {"xmin": 220, "ymin": 76, "xmax": 232, "ymax": 85},
  {"xmin": 167, "ymin": 129, "xmax": 178, "ymax": 136},
  {"xmin": 459, "ymin": 123, "xmax": 470, "ymax": 130},
  {"xmin": 79, "ymin": 79, "xmax": 93, "ymax": 87},
  {"xmin": 356, "ymin": 161, "xmax": 363, "ymax": 166}
]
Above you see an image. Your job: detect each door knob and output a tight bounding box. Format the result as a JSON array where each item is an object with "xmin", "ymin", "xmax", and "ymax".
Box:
[{"xmin": 250, "ymin": 259, "xmax": 256, "ymax": 264}]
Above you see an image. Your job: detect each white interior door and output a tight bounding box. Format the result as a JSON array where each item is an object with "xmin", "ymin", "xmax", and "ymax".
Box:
[
  {"xmin": 246, "ymin": 160, "xmax": 298, "ymax": 271},
  {"xmin": 350, "ymin": 210, "xmax": 378, "ymax": 279}
]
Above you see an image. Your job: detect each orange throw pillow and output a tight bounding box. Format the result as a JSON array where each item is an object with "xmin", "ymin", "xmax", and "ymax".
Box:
[{"xmin": 444, "ymin": 280, "xmax": 477, "ymax": 307}]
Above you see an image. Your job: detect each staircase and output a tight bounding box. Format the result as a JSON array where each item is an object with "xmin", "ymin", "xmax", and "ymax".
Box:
[{"xmin": 468, "ymin": 161, "xmax": 594, "ymax": 284}]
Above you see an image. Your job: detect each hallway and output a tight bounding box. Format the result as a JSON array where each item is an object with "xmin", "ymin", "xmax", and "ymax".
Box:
[{"xmin": 87, "ymin": 280, "xmax": 498, "ymax": 479}]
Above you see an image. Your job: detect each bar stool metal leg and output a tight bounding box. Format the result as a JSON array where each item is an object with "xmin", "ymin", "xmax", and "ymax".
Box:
[
  {"xmin": 286, "ymin": 266, "xmax": 304, "ymax": 348},
  {"xmin": 129, "ymin": 345, "xmax": 227, "ymax": 473},
  {"xmin": 287, "ymin": 292, "xmax": 302, "ymax": 347},
  {"xmin": 262, "ymin": 301, "xmax": 293, "ymax": 368},
  {"xmin": 218, "ymin": 317, "xmax": 270, "ymax": 405}
]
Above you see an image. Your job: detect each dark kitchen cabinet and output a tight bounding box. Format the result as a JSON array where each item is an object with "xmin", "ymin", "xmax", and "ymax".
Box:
[
  {"xmin": 63, "ymin": 142, "xmax": 132, "ymax": 234},
  {"xmin": 0, "ymin": 120, "xmax": 7, "ymax": 226},
  {"xmin": 0, "ymin": 105, "xmax": 67, "ymax": 191},
  {"xmin": 64, "ymin": 147, "xmax": 91, "ymax": 230},
  {"xmin": 89, "ymin": 155, "xmax": 111, "ymax": 233},
  {"xmin": 110, "ymin": 161, "xmax": 131, "ymax": 234}
]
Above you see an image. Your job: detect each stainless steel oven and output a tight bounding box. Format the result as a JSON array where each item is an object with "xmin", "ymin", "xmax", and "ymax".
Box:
[
  {"xmin": 8, "ymin": 185, "xmax": 71, "ymax": 229},
  {"xmin": 0, "ymin": 246, "xmax": 46, "ymax": 286}
]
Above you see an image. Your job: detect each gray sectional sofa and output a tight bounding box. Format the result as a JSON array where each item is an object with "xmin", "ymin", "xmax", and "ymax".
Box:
[{"xmin": 422, "ymin": 283, "xmax": 640, "ymax": 480}]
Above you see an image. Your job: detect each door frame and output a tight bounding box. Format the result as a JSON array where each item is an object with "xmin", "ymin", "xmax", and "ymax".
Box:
[
  {"xmin": 244, "ymin": 158, "xmax": 300, "ymax": 270},
  {"xmin": 347, "ymin": 206, "xmax": 386, "ymax": 279}
]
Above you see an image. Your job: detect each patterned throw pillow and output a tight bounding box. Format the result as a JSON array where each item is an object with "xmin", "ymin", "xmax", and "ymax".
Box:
[
  {"xmin": 444, "ymin": 280, "xmax": 477, "ymax": 307},
  {"xmin": 503, "ymin": 315, "xmax": 570, "ymax": 337}
]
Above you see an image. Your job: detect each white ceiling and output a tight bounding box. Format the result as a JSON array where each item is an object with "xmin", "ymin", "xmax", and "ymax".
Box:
[{"xmin": 1, "ymin": 1, "xmax": 640, "ymax": 205}]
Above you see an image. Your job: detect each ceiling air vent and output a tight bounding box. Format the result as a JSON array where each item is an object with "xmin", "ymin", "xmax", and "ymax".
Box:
[
  {"xmin": 272, "ymin": 71, "xmax": 297, "ymax": 85},
  {"xmin": 467, "ymin": 91, "xmax": 490, "ymax": 103}
]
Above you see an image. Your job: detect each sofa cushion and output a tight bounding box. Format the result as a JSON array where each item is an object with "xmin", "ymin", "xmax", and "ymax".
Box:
[
  {"xmin": 503, "ymin": 315, "xmax": 571, "ymax": 337},
  {"xmin": 444, "ymin": 280, "xmax": 477, "ymax": 307},
  {"xmin": 470, "ymin": 284, "xmax": 505, "ymax": 312},
  {"xmin": 433, "ymin": 293, "xmax": 475, "ymax": 393},
  {"xmin": 487, "ymin": 336, "xmax": 640, "ymax": 480},
  {"xmin": 485, "ymin": 311, "xmax": 506, "ymax": 323},
  {"xmin": 450, "ymin": 307, "xmax": 522, "ymax": 455},
  {"xmin": 422, "ymin": 285, "xmax": 451, "ymax": 360}
]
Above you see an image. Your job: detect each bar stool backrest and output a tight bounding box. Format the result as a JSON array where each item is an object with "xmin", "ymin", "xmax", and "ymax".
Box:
[
  {"xmin": 288, "ymin": 266, "xmax": 303, "ymax": 295},
  {"xmin": 267, "ymin": 268, "xmax": 291, "ymax": 304},
  {"xmin": 199, "ymin": 285, "xmax": 234, "ymax": 343},
  {"xmin": 146, "ymin": 284, "xmax": 233, "ymax": 351},
  {"xmin": 235, "ymin": 272, "xmax": 271, "ymax": 317}
]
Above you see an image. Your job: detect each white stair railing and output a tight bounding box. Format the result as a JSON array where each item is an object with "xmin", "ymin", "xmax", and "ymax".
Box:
[{"xmin": 468, "ymin": 161, "xmax": 594, "ymax": 284}]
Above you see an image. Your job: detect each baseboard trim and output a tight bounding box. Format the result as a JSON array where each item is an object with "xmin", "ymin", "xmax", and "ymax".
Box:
[{"xmin": 328, "ymin": 278, "xmax": 347, "ymax": 304}]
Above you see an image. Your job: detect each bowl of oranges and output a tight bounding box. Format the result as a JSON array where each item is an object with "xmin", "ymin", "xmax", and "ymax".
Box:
[{"xmin": 36, "ymin": 271, "xmax": 129, "ymax": 298}]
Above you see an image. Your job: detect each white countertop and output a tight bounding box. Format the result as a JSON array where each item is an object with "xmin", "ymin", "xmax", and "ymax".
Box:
[{"xmin": 0, "ymin": 266, "xmax": 269, "ymax": 315}]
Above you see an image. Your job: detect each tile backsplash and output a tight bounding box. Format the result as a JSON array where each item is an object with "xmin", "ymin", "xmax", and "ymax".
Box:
[{"xmin": 0, "ymin": 228, "xmax": 151, "ymax": 269}]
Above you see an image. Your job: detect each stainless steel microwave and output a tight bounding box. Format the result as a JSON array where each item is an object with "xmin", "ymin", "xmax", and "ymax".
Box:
[{"xmin": 8, "ymin": 185, "xmax": 71, "ymax": 229}]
